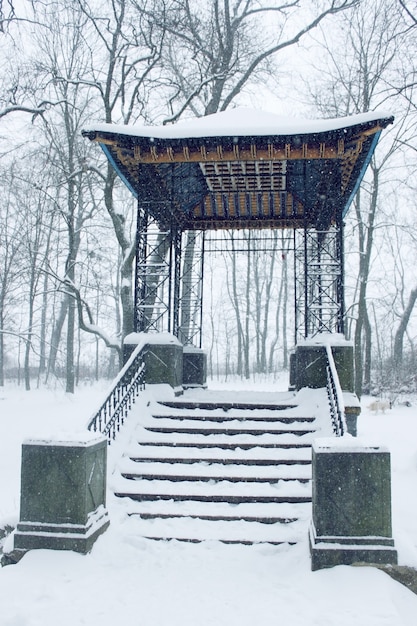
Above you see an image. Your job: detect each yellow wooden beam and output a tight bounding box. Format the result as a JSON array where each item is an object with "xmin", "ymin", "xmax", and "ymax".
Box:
[{"xmin": 98, "ymin": 138, "xmax": 345, "ymax": 164}]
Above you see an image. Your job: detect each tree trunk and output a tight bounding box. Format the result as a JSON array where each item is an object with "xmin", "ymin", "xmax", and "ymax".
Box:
[
  {"xmin": 24, "ymin": 254, "xmax": 39, "ymax": 391},
  {"xmin": 363, "ymin": 307, "xmax": 372, "ymax": 394},
  {"xmin": 66, "ymin": 293, "xmax": 75, "ymax": 393},
  {"xmin": 179, "ymin": 231, "xmax": 196, "ymax": 344},
  {"xmin": 38, "ymin": 213, "xmax": 54, "ymax": 385},
  {"xmin": 268, "ymin": 243, "xmax": 288, "ymax": 372},
  {"xmin": 226, "ymin": 239, "xmax": 244, "ymax": 376},
  {"xmin": 282, "ymin": 251, "xmax": 289, "ymax": 370},
  {"xmin": 0, "ymin": 305, "xmax": 4, "ymax": 387},
  {"xmin": 37, "ymin": 265, "xmax": 49, "ymax": 386},
  {"xmin": 259, "ymin": 235, "xmax": 278, "ymax": 373},
  {"xmin": 104, "ymin": 166, "xmax": 135, "ymax": 342},
  {"xmin": 354, "ymin": 170, "xmax": 379, "ymax": 398},
  {"xmin": 45, "ymin": 298, "xmax": 68, "ymax": 382},
  {"xmin": 393, "ymin": 287, "xmax": 417, "ymax": 371},
  {"xmin": 244, "ymin": 236, "xmax": 251, "ymax": 379}
]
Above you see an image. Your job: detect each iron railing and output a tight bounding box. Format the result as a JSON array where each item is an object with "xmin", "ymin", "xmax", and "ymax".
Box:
[
  {"xmin": 325, "ymin": 344, "xmax": 347, "ymax": 437},
  {"xmin": 88, "ymin": 343, "xmax": 147, "ymax": 443}
]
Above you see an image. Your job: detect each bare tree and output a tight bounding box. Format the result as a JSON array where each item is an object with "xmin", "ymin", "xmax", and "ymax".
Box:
[
  {"xmin": 17, "ymin": 180, "xmax": 54, "ymax": 390},
  {"xmin": 0, "ymin": 167, "xmax": 25, "ymax": 386},
  {"xmin": 73, "ymin": 0, "xmax": 165, "ymax": 341},
  {"xmin": 268, "ymin": 233, "xmax": 292, "ymax": 372},
  {"xmin": 305, "ymin": 0, "xmax": 415, "ymax": 395},
  {"xmin": 398, "ymin": 0, "xmax": 417, "ymax": 25},
  {"xmin": 0, "ymin": 0, "xmax": 15, "ymax": 29},
  {"xmin": 142, "ymin": 0, "xmax": 359, "ymax": 121},
  {"xmin": 393, "ymin": 287, "xmax": 417, "ymax": 369},
  {"xmin": 0, "ymin": 4, "xmax": 68, "ymax": 123}
]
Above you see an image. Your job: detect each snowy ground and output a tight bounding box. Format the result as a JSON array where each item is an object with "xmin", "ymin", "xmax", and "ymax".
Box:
[{"xmin": 0, "ymin": 377, "xmax": 417, "ymax": 625}]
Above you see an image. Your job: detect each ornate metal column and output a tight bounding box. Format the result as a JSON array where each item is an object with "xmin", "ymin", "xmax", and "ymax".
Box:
[
  {"xmin": 294, "ymin": 221, "xmax": 344, "ymax": 341},
  {"xmin": 134, "ymin": 203, "xmax": 204, "ymax": 346},
  {"xmin": 177, "ymin": 230, "xmax": 205, "ymax": 347},
  {"xmin": 134, "ymin": 204, "xmax": 174, "ymax": 334}
]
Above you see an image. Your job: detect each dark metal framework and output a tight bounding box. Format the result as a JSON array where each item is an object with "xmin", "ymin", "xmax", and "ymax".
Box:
[
  {"xmin": 294, "ymin": 223, "xmax": 344, "ymax": 341},
  {"xmin": 177, "ymin": 230, "xmax": 205, "ymax": 346},
  {"xmin": 135, "ymin": 206, "xmax": 173, "ymax": 334},
  {"xmin": 83, "ymin": 109, "xmax": 393, "ymax": 345},
  {"xmin": 135, "ymin": 208, "xmax": 205, "ymax": 346}
]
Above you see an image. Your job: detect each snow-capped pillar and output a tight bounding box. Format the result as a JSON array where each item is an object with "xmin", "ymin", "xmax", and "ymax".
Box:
[
  {"xmin": 10, "ymin": 433, "xmax": 109, "ymax": 560},
  {"xmin": 294, "ymin": 335, "xmax": 354, "ymax": 392},
  {"xmin": 124, "ymin": 332, "xmax": 183, "ymax": 394},
  {"xmin": 293, "ymin": 334, "xmax": 360, "ymax": 434},
  {"xmin": 309, "ymin": 439, "xmax": 397, "ymax": 571},
  {"xmin": 183, "ymin": 346, "xmax": 207, "ymax": 389}
]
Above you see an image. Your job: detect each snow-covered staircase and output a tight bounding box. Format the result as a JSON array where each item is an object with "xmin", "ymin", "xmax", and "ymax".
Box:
[{"xmin": 111, "ymin": 389, "xmax": 326, "ymax": 545}]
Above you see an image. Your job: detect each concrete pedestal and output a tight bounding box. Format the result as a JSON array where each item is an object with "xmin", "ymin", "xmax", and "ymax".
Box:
[
  {"xmin": 124, "ymin": 332, "xmax": 183, "ymax": 392},
  {"xmin": 12, "ymin": 434, "xmax": 109, "ymax": 557},
  {"xmin": 292, "ymin": 335, "xmax": 359, "ymax": 435},
  {"xmin": 310, "ymin": 438, "xmax": 397, "ymax": 570},
  {"xmin": 144, "ymin": 342, "xmax": 183, "ymax": 392},
  {"xmin": 183, "ymin": 347, "xmax": 207, "ymax": 388},
  {"xmin": 289, "ymin": 352, "xmax": 297, "ymax": 390},
  {"xmin": 344, "ymin": 395, "xmax": 361, "ymax": 437},
  {"xmin": 294, "ymin": 338, "xmax": 354, "ymax": 392}
]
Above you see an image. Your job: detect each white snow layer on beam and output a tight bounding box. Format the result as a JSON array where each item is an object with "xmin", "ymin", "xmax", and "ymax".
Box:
[{"xmin": 84, "ymin": 107, "xmax": 393, "ymax": 140}]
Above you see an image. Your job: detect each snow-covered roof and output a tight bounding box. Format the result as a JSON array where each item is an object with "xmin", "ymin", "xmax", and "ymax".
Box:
[{"xmin": 84, "ymin": 107, "xmax": 393, "ymax": 141}]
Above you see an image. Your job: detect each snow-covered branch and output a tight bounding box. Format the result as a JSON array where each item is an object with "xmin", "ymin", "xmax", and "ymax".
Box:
[
  {"xmin": 0, "ymin": 99, "xmax": 72, "ymax": 121},
  {"xmin": 46, "ymin": 270, "xmax": 121, "ymax": 357}
]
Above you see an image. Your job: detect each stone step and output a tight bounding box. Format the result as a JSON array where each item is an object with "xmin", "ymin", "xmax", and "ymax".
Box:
[
  {"xmin": 133, "ymin": 512, "xmax": 299, "ymax": 524},
  {"xmin": 152, "ymin": 413, "xmax": 315, "ymax": 424},
  {"xmin": 134, "ymin": 440, "xmax": 313, "ymax": 450},
  {"xmin": 111, "ymin": 390, "xmax": 320, "ymax": 544},
  {"xmin": 128, "ymin": 455, "xmax": 311, "ymax": 466},
  {"xmin": 114, "ymin": 475, "xmax": 311, "ymax": 502},
  {"xmin": 125, "ymin": 442, "xmax": 312, "ymax": 463},
  {"xmin": 157, "ymin": 400, "xmax": 297, "ymax": 411},
  {"xmin": 115, "ymin": 492, "xmax": 311, "ymax": 504},
  {"xmin": 145, "ymin": 425, "xmax": 315, "ymax": 436},
  {"xmin": 120, "ymin": 514, "xmax": 307, "ymax": 544},
  {"xmin": 122, "ymin": 474, "xmax": 310, "ymax": 484},
  {"xmin": 124, "ymin": 499, "xmax": 311, "ymax": 523},
  {"xmin": 119, "ymin": 459, "xmax": 311, "ymax": 481}
]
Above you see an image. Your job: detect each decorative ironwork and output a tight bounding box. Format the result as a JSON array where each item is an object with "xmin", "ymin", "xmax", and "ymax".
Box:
[
  {"xmin": 294, "ymin": 224, "xmax": 344, "ymax": 341},
  {"xmin": 87, "ymin": 344, "xmax": 146, "ymax": 443},
  {"xmin": 135, "ymin": 206, "xmax": 173, "ymax": 334},
  {"xmin": 325, "ymin": 345, "xmax": 347, "ymax": 437},
  {"xmin": 177, "ymin": 230, "xmax": 205, "ymax": 347}
]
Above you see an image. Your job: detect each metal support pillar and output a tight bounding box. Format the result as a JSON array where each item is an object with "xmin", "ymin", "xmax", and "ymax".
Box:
[
  {"xmin": 294, "ymin": 226, "xmax": 308, "ymax": 340},
  {"xmin": 134, "ymin": 204, "xmax": 173, "ymax": 334},
  {"xmin": 294, "ymin": 222, "xmax": 344, "ymax": 341},
  {"xmin": 172, "ymin": 226, "xmax": 182, "ymax": 338},
  {"xmin": 177, "ymin": 230, "xmax": 205, "ymax": 347}
]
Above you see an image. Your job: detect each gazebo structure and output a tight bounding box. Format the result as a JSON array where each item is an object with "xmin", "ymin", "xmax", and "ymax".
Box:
[
  {"xmin": 11, "ymin": 109, "xmax": 396, "ymax": 563},
  {"xmin": 83, "ymin": 108, "xmax": 393, "ymax": 376}
]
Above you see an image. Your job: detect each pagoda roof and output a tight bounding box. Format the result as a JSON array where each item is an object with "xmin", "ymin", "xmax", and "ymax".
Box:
[{"xmin": 82, "ymin": 108, "xmax": 393, "ymax": 231}]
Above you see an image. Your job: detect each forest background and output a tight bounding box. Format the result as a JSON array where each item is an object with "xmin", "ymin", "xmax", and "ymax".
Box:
[{"xmin": 0, "ymin": 0, "xmax": 416, "ymax": 397}]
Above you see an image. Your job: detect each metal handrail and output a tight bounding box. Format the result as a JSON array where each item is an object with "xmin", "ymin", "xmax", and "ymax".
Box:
[
  {"xmin": 87, "ymin": 343, "xmax": 147, "ymax": 443},
  {"xmin": 325, "ymin": 344, "xmax": 347, "ymax": 437}
]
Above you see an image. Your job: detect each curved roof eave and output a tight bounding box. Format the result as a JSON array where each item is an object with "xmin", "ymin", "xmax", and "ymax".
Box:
[
  {"xmin": 342, "ymin": 129, "xmax": 382, "ymax": 218},
  {"xmin": 100, "ymin": 144, "xmax": 138, "ymax": 199},
  {"xmin": 82, "ymin": 107, "xmax": 394, "ymax": 142}
]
